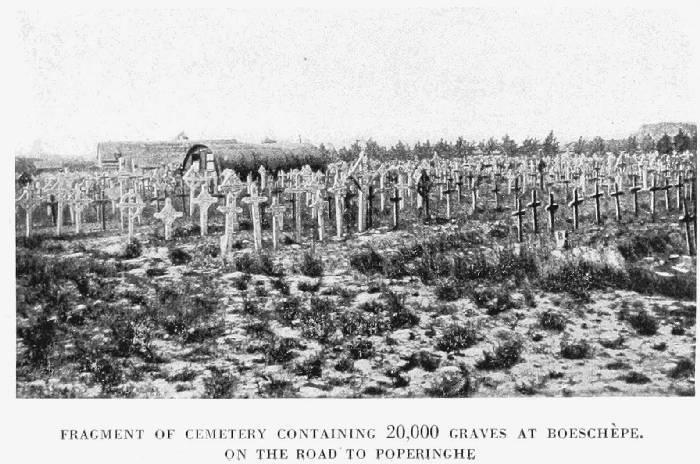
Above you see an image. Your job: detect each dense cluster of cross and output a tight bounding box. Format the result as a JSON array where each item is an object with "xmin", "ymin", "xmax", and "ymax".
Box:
[{"xmin": 15, "ymin": 149, "xmax": 698, "ymax": 255}]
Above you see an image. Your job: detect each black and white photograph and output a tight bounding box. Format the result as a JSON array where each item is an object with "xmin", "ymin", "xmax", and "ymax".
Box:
[{"xmin": 11, "ymin": 4, "xmax": 696, "ymax": 401}]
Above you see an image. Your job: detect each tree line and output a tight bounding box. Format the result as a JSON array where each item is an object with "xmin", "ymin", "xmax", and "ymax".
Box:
[{"xmin": 320, "ymin": 129, "xmax": 697, "ymax": 163}]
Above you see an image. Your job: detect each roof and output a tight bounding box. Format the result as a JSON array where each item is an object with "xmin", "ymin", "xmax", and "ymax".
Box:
[{"xmin": 97, "ymin": 139, "xmax": 320, "ymax": 169}]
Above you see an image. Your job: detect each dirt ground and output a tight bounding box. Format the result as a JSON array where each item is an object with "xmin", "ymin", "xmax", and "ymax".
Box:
[{"xmin": 15, "ymin": 190, "xmax": 697, "ymax": 398}]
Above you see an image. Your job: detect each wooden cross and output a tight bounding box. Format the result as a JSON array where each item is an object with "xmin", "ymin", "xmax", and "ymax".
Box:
[
  {"xmin": 154, "ymin": 197, "xmax": 183, "ymax": 240},
  {"xmin": 285, "ymin": 183, "xmax": 307, "ymax": 243},
  {"xmin": 544, "ymin": 192, "xmax": 559, "ymax": 233},
  {"xmin": 647, "ymin": 176, "xmax": 662, "ymax": 216},
  {"xmin": 175, "ymin": 179, "xmax": 189, "ymax": 217},
  {"xmin": 661, "ymin": 177, "xmax": 671, "ymax": 211},
  {"xmin": 492, "ymin": 180, "xmax": 500, "ymax": 210},
  {"xmin": 309, "ymin": 188, "xmax": 327, "ymax": 242},
  {"xmin": 192, "ymin": 186, "xmax": 218, "ymax": 236},
  {"xmin": 16, "ymin": 187, "xmax": 39, "ymax": 238},
  {"xmin": 268, "ymin": 196, "xmax": 287, "ymax": 251},
  {"xmin": 217, "ymin": 192, "xmax": 244, "ymax": 254},
  {"xmin": 454, "ymin": 174, "xmax": 464, "ymax": 204},
  {"xmin": 47, "ymin": 176, "xmax": 72, "ymax": 236},
  {"xmin": 628, "ymin": 174, "xmax": 642, "ymax": 217},
  {"xmin": 442, "ymin": 179, "xmax": 456, "ymax": 219},
  {"xmin": 511, "ymin": 197, "xmax": 526, "ymax": 243},
  {"xmin": 588, "ymin": 180, "xmax": 604, "ymax": 225},
  {"xmin": 242, "ymin": 184, "xmax": 268, "ymax": 253},
  {"xmin": 526, "ymin": 189, "xmax": 541, "ymax": 233},
  {"xmin": 679, "ymin": 201, "xmax": 696, "ymax": 256},
  {"xmin": 69, "ymin": 185, "xmax": 92, "ymax": 234},
  {"xmin": 118, "ymin": 189, "xmax": 144, "ymax": 240},
  {"xmin": 568, "ymin": 188, "xmax": 584, "ymax": 230},
  {"xmin": 329, "ymin": 176, "xmax": 347, "ymax": 239},
  {"xmin": 675, "ymin": 174, "xmax": 684, "ymax": 210},
  {"xmin": 609, "ymin": 183, "xmax": 625, "ymax": 222}
]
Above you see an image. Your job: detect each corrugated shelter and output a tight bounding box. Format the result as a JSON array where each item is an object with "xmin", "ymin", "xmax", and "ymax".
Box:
[{"xmin": 97, "ymin": 139, "xmax": 325, "ymax": 177}]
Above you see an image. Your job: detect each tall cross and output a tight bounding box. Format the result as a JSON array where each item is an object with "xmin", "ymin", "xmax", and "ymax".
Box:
[
  {"xmin": 242, "ymin": 184, "xmax": 268, "ymax": 253},
  {"xmin": 443, "ymin": 179, "xmax": 456, "ymax": 219},
  {"xmin": 589, "ymin": 181, "xmax": 604, "ymax": 225},
  {"xmin": 568, "ymin": 188, "xmax": 584, "ymax": 230},
  {"xmin": 544, "ymin": 192, "xmax": 559, "ymax": 233},
  {"xmin": 328, "ymin": 177, "xmax": 347, "ymax": 239},
  {"xmin": 192, "ymin": 186, "xmax": 218, "ymax": 236},
  {"xmin": 679, "ymin": 201, "xmax": 696, "ymax": 256},
  {"xmin": 628, "ymin": 174, "xmax": 642, "ymax": 217},
  {"xmin": 268, "ymin": 196, "xmax": 287, "ymax": 250},
  {"xmin": 511, "ymin": 197, "xmax": 526, "ymax": 243},
  {"xmin": 118, "ymin": 189, "xmax": 144, "ymax": 240},
  {"xmin": 217, "ymin": 192, "xmax": 244, "ymax": 254},
  {"xmin": 647, "ymin": 176, "xmax": 662, "ymax": 216},
  {"xmin": 526, "ymin": 189, "xmax": 541, "ymax": 234},
  {"xmin": 609, "ymin": 183, "xmax": 625, "ymax": 222},
  {"xmin": 16, "ymin": 187, "xmax": 39, "ymax": 238}
]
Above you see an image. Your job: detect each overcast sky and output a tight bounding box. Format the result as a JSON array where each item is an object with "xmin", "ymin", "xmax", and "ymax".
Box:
[{"xmin": 9, "ymin": 6, "xmax": 696, "ymax": 156}]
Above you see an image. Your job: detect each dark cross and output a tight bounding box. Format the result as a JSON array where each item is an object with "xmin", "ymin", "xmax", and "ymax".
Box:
[
  {"xmin": 628, "ymin": 174, "xmax": 642, "ymax": 217},
  {"xmin": 511, "ymin": 197, "xmax": 526, "ymax": 243},
  {"xmin": 325, "ymin": 191, "xmax": 334, "ymax": 221},
  {"xmin": 454, "ymin": 174, "xmax": 464, "ymax": 204},
  {"xmin": 687, "ymin": 170, "xmax": 696, "ymax": 201},
  {"xmin": 588, "ymin": 180, "xmax": 604, "ymax": 225},
  {"xmin": 544, "ymin": 192, "xmax": 559, "ymax": 233},
  {"xmin": 94, "ymin": 185, "xmax": 111, "ymax": 231},
  {"xmin": 177, "ymin": 179, "xmax": 189, "ymax": 217},
  {"xmin": 366, "ymin": 185, "xmax": 375, "ymax": 229},
  {"xmin": 492, "ymin": 180, "xmax": 500, "ymax": 210},
  {"xmin": 568, "ymin": 188, "xmax": 584, "ymax": 230},
  {"xmin": 610, "ymin": 183, "xmax": 625, "ymax": 222},
  {"xmin": 679, "ymin": 201, "xmax": 695, "ymax": 256},
  {"xmin": 526, "ymin": 189, "xmax": 541, "ymax": 233},
  {"xmin": 442, "ymin": 179, "xmax": 456, "ymax": 219},
  {"xmin": 389, "ymin": 187, "xmax": 402, "ymax": 230},
  {"xmin": 512, "ymin": 176, "xmax": 521, "ymax": 208}
]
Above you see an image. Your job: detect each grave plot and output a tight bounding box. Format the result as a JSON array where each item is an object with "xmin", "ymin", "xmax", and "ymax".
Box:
[{"xmin": 15, "ymin": 149, "xmax": 697, "ymax": 398}]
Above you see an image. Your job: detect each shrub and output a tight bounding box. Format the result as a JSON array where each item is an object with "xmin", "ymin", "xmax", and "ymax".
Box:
[
  {"xmin": 349, "ymin": 247, "xmax": 384, "ymax": 275},
  {"xmin": 560, "ymin": 337, "xmax": 591, "ymax": 359},
  {"xmin": 298, "ymin": 252, "xmax": 324, "ymax": 277},
  {"xmin": 259, "ymin": 376, "xmax": 297, "ymax": 398},
  {"xmin": 300, "ymin": 297, "xmax": 337, "ymax": 342},
  {"xmin": 425, "ymin": 364, "xmax": 477, "ymax": 397},
  {"xmin": 121, "ymin": 238, "xmax": 142, "ymax": 259},
  {"xmin": 347, "ymin": 339, "xmax": 375, "ymax": 359},
  {"xmin": 539, "ymin": 311, "xmax": 567, "ymax": 331},
  {"xmin": 232, "ymin": 253, "xmax": 281, "ymax": 276},
  {"xmin": 621, "ymin": 371, "xmax": 651, "ymax": 384},
  {"xmin": 334, "ymin": 355, "xmax": 354, "ymax": 372},
  {"xmin": 625, "ymin": 311, "xmax": 658, "ymax": 336},
  {"xmin": 168, "ymin": 247, "xmax": 191, "ymax": 265},
  {"xmin": 296, "ymin": 354, "xmax": 324, "ymax": 379},
  {"xmin": 436, "ymin": 324, "xmax": 478, "ymax": 352},
  {"xmin": 264, "ymin": 337, "xmax": 300, "ymax": 364},
  {"xmin": 434, "ymin": 279, "xmax": 463, "ymax": 301},
  {"xmin": 339, "ymin": 310, "xmax": 388, "ymax": 337},
  {"xmin": 297, "ymin": 279, "xmax": 322, "ymax": 293},
  {"xmin": 403, "ymin": 350, "xmax": 442, "ymax": 372},
  {"xmin": 202, "ymin": 368, "xmax": 238, "ymax": 398},
  {"xmin": 476, "ymin": 337, "xmax": 524, "ymax": 370},
  {"xmin": 668, "ymin": 358, "xmax": 694, "ymax": 379}
]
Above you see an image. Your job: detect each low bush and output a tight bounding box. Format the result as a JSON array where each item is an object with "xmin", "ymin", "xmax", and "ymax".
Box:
[
  {"xmin": 539, "ymin": 311, "xmax": 567, "ymax": 331},
  {"xmin": 435, "ymin": 324, "xmax": 478, "ymax": 352},
  {"xmin": 298, "ymin": 252, "xmax": 324, "ymax": 277},
  {"xmin": 560, "ymin": 337, "xmax": 591, "ymax": 359},
  {"xmin": 476, "ymin": 337, "xmax": 524, "ymax": 370}
]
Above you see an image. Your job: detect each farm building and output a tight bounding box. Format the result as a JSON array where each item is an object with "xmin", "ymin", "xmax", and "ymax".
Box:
[{"xmin": 96, "ymin": 138, "xmax": 326, "ymax": 178}]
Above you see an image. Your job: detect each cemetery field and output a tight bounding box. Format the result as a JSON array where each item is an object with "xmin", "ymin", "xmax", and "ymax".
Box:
[{"xmin": 15, "ymin": 194, "xmax": 696, "ymax": 398}]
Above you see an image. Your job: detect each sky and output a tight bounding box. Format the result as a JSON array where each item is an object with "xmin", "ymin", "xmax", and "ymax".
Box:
[{"xmin": 8, "ymin": 5, "xmax": 697, "ymax": 156}]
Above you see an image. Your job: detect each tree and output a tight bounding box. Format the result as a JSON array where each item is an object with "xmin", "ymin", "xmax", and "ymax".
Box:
[
  {"xmin": 500, "ymin": 134, "xmax": 518, "ymax": 157},
  {"xmin": 573, "ymin": 137, "xmax": 586, "ymax": 155},
  {"xmin": 656, "ymin": 133, "xmax": 673, "ymax": 155},
  {"xmin": 640, "ymin": 134, "xmax": 655, "ymax": 153},
  {"xmin": 590, "ymin": 136, "xmax": 605, "ymax": 155},
  {"xmin": 625, "ymin": 136, "xmax": 638, "ymax": 154},
  {"xmin": 673, "ymin": 129, "xmax": 691, "ymax": 153},
  {"xmin": 484, "ymin": 137, "xmax": 499, "ymax": 156},
  {"xmin": 519, "ymin": 138, "xmax": 541, "ymax": 157},
  {"xmin": 542, "ymin": 131, "xmax": 559, "ymax": 156}
]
